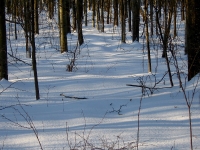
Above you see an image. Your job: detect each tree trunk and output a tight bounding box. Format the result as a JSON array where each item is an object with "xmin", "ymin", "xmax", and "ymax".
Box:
[
  {"xmin": 173, "ymin": 0, "xmax": 177, "ymax": 38},
  {"xmin": 106, "ymin": 0, "xmax": 110, "ymax": 24},
  {"xmin": 186, "ymin": 0, "xmax": 200, "ymax": 81},
  {"xmin": 181, "ymin": 0, "xmax": 185, "ymax": 21},
  {"xmin": 72, "ymin": 0, "xmax": 77, "ymax": 31},
  {"xmin": 34, "ymin": 0, "xmax": 39, "ymax": 34},
  {"xmin": 144, "ymin": 0, "xmax": 152, "ymax": 73},
  {"xmin": 66, "ymin": 0, "xmax": 71, "ymax": 33},
  {"xmin": 84, "ymin": 0, "xmax": 88, "ymax": 26},
  {"xmin": 100, "ymin": 0, "xmax": 104, "ymax": 32},
  {"xmin": 132, "ymin": 0, "xmax": 140, "ymax": 42},
  {"xmin": 76, "ymin": 0, "xmax": 84, "ymax": 45},
  {"xmin": 31, "ymin": 0, "xmax": 40, "ymax": 100},
  {"xmin": 128, "ymin": 0, "xmax": 131, "ymax": 32},
  {"xmin": 150, "ymin": 0, "xmax": 153, "ymax": 36},
  {"xmin": 113, "ymin": 0, "xmax": 118, "ymax": 26},
  {"xmin": 0, "ymin": 0, "xmax": 8, "ymax": 80},
  {"xmin": 92, "ymin": 0, "xmax": 96, "ymax": 27},
  {"xmin": 120, "ymin": 0, "xmax": 126, "ymax": 43},
  {"xmin": 58, "ymin": 0, "xmax": 68, "ymax": 53},
  {"xmin": 96, "ymin": 0, "xmax": 100, "ymax": 30}
]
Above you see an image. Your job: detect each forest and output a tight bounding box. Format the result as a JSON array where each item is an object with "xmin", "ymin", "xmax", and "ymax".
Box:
[{"xmin": 0, "ymin": 0, "xmax": 200, "ymax": 150}]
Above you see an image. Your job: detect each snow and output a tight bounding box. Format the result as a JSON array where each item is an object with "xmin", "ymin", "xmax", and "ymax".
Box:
[{"xmin": 0, "ymin": 11, "xmax": 200, "ymax": 150}]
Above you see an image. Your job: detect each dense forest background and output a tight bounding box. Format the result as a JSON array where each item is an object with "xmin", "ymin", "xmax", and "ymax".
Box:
[{"xmin": 1, "ymin": 0, "xmax": 200, "ymax": 84}]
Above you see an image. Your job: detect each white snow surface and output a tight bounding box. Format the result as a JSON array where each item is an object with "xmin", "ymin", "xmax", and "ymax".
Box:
[{"xmin": 0, "ymin": 11, "xmax": 200, "ymax": 150}]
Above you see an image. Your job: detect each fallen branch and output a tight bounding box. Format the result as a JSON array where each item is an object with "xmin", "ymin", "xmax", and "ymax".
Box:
[
  {"xmin": 60, "ymin": 93, "xmax": 87, "ymax": 100},
  {"xmin": 126, "ymin": 84, "xmax": 171, "ymax": 89}
]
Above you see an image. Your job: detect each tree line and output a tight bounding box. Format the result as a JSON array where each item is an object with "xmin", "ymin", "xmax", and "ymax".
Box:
[{"xmin": 0, "ymin": 0, "xmax": 200, "ymax": 98}]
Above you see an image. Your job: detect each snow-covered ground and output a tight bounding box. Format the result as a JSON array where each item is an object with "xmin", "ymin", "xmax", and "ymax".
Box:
[{"xmin": 0, "ymin": 10, "xmax": 200, "ymax": 150}]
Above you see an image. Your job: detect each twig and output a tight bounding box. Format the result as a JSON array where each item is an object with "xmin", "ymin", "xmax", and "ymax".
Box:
[
  {"xmin": 60, "ymin": 93, "xmax": 87, "ymax": 100},
  {"xmin": 7, "ymin": 52, "xmax": 32, "ymax": 66}
]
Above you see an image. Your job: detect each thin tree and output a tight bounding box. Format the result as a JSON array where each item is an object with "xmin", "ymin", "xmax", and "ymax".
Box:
[
  {"xmin": 34, "ymin": 0, "xmax": 39, "ymax": 34},
  {"xmin": 0, "ymin": 0, "xmax": 8, "ymax": 80},
  {"xmin": 92, "ymin": 0, "xmax": 96, "ymax": 27},
  {"xmin": 66, "ymin": 0, "xmax": 71, "ymax": 34},
  {"xmin": 84, "ymin": 0, "xmax": 88, "ymax": 26},
  {"xmin": 100, "ymin": 0, "xmax": 104, "ymax": 32},
  {"xmin": 31, "ymin": 0, "xmax": 40, "ymax": 100},
  {"xmin": 120, "ymin": 0, "xmax": 126, "ymax": 43},
  {"xmin": 144, "ymin": 0, "xmax": 152, "ymax": 73},
  {"xmin": 76, "ymin": 0, "xmax": 84, "ymax": 45}
]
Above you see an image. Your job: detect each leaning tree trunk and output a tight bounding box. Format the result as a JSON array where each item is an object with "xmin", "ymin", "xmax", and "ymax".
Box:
[
  {"xmin": 0, "ymin": 0, "xmax": 8, "ymax": 80},
  {"xmin": 186, "ymin": 0, "xmax": 200, "ymax": 81}
]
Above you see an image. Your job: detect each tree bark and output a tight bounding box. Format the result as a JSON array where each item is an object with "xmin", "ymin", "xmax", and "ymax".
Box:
[
  {"xmin": 76, "ymin": 0, "xmax": 84, "ymax": 45},
  {"xmin": 100, "ymin": 0, "xmax": 104, "ymax": 32},
  {"xmin": 144, "ymin": 0, "xmax": 152, "ymax": 73},
  {"xmin": 0, "ymin": 0, "xmax": 8, "ymax": 80},
  {"xmin": 120, "ymin": 0, "xmax": 126, "ymax": 43},
  {"xmin": 113, "ymin": 0, "xmax": 118, "ymax": 26},
  {"xmin": 92, "ymin": 0, "xmax": 96, "ymax": 27},
  {"xmin": 186, "ymin": 0, "xmax": 200, "ymax": 81},
  {"xmin": 58, "ymin": 0, "xmax": 68, "ymax": 53},
  {"xmin": 132, "ymin": 0, "xmax": 140, "ymax": 42},
  {"xmin": 31, "ymin": 0, "xmax": 40, "ymax": 100}
]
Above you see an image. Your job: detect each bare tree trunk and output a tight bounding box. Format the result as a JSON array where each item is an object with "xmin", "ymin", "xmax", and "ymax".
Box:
[
  {"xmin": 66, "ymin": 0, "xmax": 71, "ymax": 33},
  {"xmin": 92, "ymin": 0, "xmax": 96, "ymax": 27},
  {"xmin": 173, "ymin": 0, "xmax": 177, "ymax": 38},
  {"xmin": 132, "ymin": 0, "xmax": 140, "ymax": 41},
  {"xmin": 150, "ymin": 0, "xmax": 153, "ymax": 36},
  {"xmin": 128, "ymin": 0, "xmax": 131, "ymax": 32},
  {"xmin": 186, "ymin": 0, "xmax": 200, "ymax": 81},
  {"xmin": 0, "ymin": 0, "xmax": 8, "ymax": 80},
  {"xmin": 76, "ymin": 0, "xmax": 84, "ymax": 45},
  {"xmin": 106, "ymin": 0, "xmax": 110, "ymax": 24},
  {"xmin": 96, "ymin": 0, "xmax": 100, "ymax": 30},
  {"xmin": 34, "ymin": 0, "xmax": 39, "ymax": 34},
  {"xmin": 58, "ymin": 0, "xmax": 68, "ymax": 53},
  {"xmin": 31, "ymin": 0, "xmax": 40, "ymax": 100},
  {"xmin": 72, "ymin": 0, "xmax": 77, "ymax": 31},
  {"xmin": 120, "ymin": 0, "xmax": 126, "ymax": 43},
  {"xmin": 181, "ymin": 0, "xmax": 185, "ymax": 21},
  {"xmin": 113, "ymin": 0, "xmax": 118, "ymax": 26},
  {"xmin": 84, "ymin": 0, "xmax": 88, "ymax": 26},
  {"xmin": 144, "ymin": 0, "xmax": 152, "ymax": 73},
  {"xmin": 100, "ymin": 0, "xmax": 104, "ymax": 32}
]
